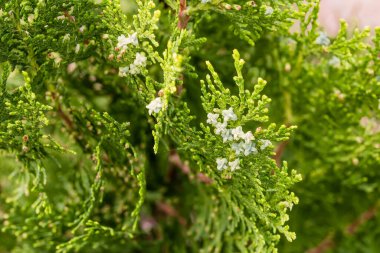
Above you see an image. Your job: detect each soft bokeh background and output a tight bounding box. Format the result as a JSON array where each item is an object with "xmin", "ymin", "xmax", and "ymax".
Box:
[{"xmin": 319, "ymin": 0, "xmax": 380, "ymax": 35}]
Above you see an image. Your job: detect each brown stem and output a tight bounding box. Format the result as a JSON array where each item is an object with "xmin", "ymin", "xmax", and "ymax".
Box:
[
  {"xmin": 51, "ymin": 92, "xmax": 74, "ymax": 130},
  {"xmin": 346, "ymin": 206, "xmax": 378, "ymax": 235},
  {"xmin": 156, "ymin": 202, "xmax": 187, "ymax": 226},
  {"xmin": 169, "ymin": 151, "xmax": 190, "ymax": 174},
  {"xmin": 57, "ymin": 104, "xmax": 74, "ymax": 130},
  {"xmin": 176, "ymin": 0, "xmax": 188, "ymax": 101},
  {"xmin": 306, "ymin": 235, "xmax": 334, "ymax": 253},
  {"xmin": 274, "ymin": 141, "xmax": 288, "ymax": 167},
  {"xmin": 178, "ymin": 0, "xmax": 189, "ymax": 29},
  {"xmin": 169, "ymin": 150, "xmax": 213, "ymax": 184},
  {"xmin": 307, "ymin": 204, "xmax": 379, "ymax": 253}
]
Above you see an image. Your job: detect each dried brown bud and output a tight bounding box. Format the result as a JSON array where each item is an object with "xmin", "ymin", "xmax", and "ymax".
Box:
[{"xmin": 22, "ymin": 135, "xmax": 29, "ymax": 142}]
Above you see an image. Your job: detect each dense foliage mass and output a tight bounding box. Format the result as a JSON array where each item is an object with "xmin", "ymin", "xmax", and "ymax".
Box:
[{"xmin": 0, "ymin": 0, "xmax": 379, "ymax": 252}]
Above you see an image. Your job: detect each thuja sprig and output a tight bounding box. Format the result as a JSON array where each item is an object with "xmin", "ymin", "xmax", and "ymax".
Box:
[
  {"xmin": 200, "ymin": 50, "xmax": 296, "ymax": 169},
  {"xmin": 1, "ymin": 71, "xmax": 70, "ymax": 198},
  {"xmin": 161, "ymin": 49, "xmax": 301, "ymax": 252}
]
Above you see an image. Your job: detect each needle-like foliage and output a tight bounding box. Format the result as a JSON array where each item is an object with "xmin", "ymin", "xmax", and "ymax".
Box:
[{"xmin": 1, "ymin": 0, "xmax": 379, "ymax": 252}]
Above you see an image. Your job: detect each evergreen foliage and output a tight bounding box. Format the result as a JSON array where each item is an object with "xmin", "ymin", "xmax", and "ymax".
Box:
[{"xmin": 0, "ymin": 0, "xmax": 379, "ymax": 252}]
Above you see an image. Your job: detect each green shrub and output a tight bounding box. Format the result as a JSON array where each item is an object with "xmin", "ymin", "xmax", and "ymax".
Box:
[{"xmin": 0, "ymin": 0, "xmax": 379, "ymax": 252}]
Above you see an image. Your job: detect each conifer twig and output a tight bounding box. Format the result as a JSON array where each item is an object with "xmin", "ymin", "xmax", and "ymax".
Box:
[
  {"xmin": 156, "ymin": 202, "xmax": 186, "ymax": 226},
  {"xmin": 274, "ymin": 141, "xmax": 288, "ymax": 167},
  {"xmin": 178, "ymin": 0, "xmax": 189, "ymax": 29},
  {"xmin": 169, "ymin": 150, "xmax": 190, "ymax": 174},
  {"xmin": 57, "ymin": 104, "xmax": 74, "ymax": 130},
  {"xmin": 307, "ymin": 204, "xmax": 379, "ymax": 253},
  {"xmin": 51, "ymin": 92, "xmax": 74, "ymax": 130},
  {"xmin": 306, "ymin": 235, "xmax": 334, "ymax": 253},
  {"xmin": 169, "ymin": 151, "xmax": 213, "ymax": 184},
  {"xmin": 345, "ymin": 205, "xmax": 378, "ymax": 235},
  {"xmin": 177, "ymin": 0, "xmax": 188, "ymax": 97}
]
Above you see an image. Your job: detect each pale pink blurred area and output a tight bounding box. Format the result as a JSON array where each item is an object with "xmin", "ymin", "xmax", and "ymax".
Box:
[{"xmin": 319, "ymin": 0, "xmax": 380, "ymax": 35}]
